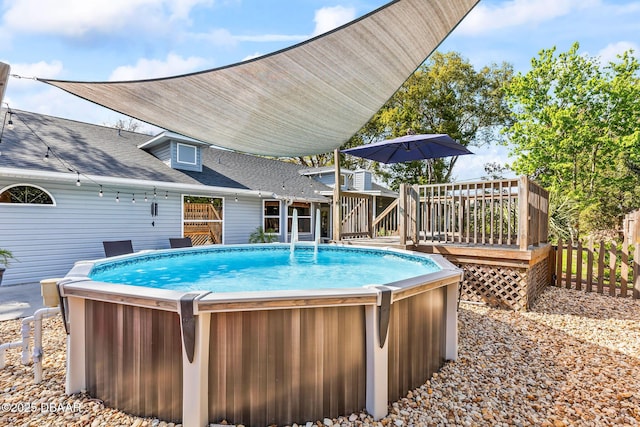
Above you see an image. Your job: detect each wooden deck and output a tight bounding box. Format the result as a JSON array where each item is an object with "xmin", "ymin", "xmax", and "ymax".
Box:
[{"xmin": 335, "ymin": 179, "xmax": 552, "ymax": 310}]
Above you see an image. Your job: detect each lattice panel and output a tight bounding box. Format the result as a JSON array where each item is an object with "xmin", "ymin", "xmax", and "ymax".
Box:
[{"xmin": 459, "ymin": 263, "xmax": 529, "ymax": 311}]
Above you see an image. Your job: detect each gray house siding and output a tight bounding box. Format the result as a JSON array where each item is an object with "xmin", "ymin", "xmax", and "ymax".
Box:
[
  {"xmin": 0, "ymin": 178, "xmax": 182, "ymax": 286},
  {"xmin": 222, "ymin": 195, "xmax": 262, "ymax": 244},
  {"xmin": 148, "ymin": 144, "xmax": 171, "ymax": 166},
  {"xmin": 353, "ymin": 171, "xmax": 372, "ymax": 191}
]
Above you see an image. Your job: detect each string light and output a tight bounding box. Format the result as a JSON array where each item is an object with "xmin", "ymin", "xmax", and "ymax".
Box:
[
  {"xmin": 234, "ymin": 193, "xmax": 238, "ymax": 202},
  {"xmin": 5, "ymin": 108, "xmax": 176, "ymax": 208},
  {"xmin": 258, "ymin": 190, "xmax": 262, "ymax": 198},
  {"xmin": 132, "ymin": 193, "xmax": 136, "ymax": 203}
]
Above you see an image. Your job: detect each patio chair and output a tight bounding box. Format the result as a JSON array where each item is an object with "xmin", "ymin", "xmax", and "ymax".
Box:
[
  {"xmin": 103, "ymin": 240, "xmax": 134, "ymax": 257},
  {"xmin": 169, "ymin": 237, "xmax": 192, "ymax": 248}
]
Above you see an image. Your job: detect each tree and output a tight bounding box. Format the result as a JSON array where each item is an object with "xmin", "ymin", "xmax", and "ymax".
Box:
[
  {"xmin": 504, "ymin": 43, "xmax": 640, "ymax": 236},
  {"xmin": 108, "ymin": 117, "xmax": 143, "ymax": 133},
  {"xmin": 482, "ymin": 162, "xmax": 509, "ymax": 180},
  {"xmin": 341, "ymin": 51, "xmax": 513, "ymax": 189}
]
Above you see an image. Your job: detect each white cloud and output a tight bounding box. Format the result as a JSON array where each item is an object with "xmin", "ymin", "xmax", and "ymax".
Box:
[
  {"xmin": 192, "ymin": 28, "xmax": 237, "ymax": 47},
  {"xmin": 598, "ymin": 41, "xmax": 639, "ymax": 64},
  {"xmin": 1, "ymin": 60, "xmax": 64, "ymax": 93},
  {"xmin": 458, "ymin": 0, "xmax": 600, "ymax": 35},
  {"xmin": 311, "ymin": 6, "xmax": 356, "ymax": 36},
  {"xmin": 2, "ymin": 0, "xmax": 212, "ymax": 37},
  {"xmin": 214, "ymin": 5, "xmax": 356, "ymax": 45},
  {"xmin": 108, "ymin": 53, "xmax": 209, "ymax": 81},
  {"xmin": 241, "ymin": 52, "xmax": 264, "ymax": 62}
]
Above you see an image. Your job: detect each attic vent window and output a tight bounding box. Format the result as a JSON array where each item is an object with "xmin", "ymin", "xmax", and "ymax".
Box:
[{"xmin": 177, "ymin": 143, "xmax": 197, "ymax": 165}]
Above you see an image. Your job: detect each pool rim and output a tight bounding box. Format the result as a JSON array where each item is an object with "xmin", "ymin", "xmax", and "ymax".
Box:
[{"xmin": 60, "ymin": 243, "xmax": 461, "ymax": 312}]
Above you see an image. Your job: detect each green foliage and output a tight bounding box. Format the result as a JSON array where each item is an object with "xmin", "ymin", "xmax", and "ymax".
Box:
[
  {"xmin": 248, "ymin": 226, "xmax": 277, "ymax": 243},
  {"xmin": 342, "ymin": 51, "xmax": 513, "ymax": 189},
  {"xmin": 548, "ymin": 192, "xmax": 579, "ymax": 243},
  {"xmin": 0, "ymin": 249, "xmax": 15, "ymax": 268},
  {"xmin": 504, "ymin": 42, "xmax": 640, "ymax": 237}
]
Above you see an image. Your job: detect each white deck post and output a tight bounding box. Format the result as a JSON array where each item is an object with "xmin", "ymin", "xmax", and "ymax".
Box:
[
  {"xmin": 445, "ymin": 281, "xmax": 459, "ymax": 361},
  {"xmin": 65, "ymin": 296, "xmax": 86, "ymax": 394},
  {"xmin": 365, "ymin": 302, "xmax": 388, "ymax": 420},
  {"xmin": 181, "ymin": 312, "xmax": 211, "ymax": 427}
]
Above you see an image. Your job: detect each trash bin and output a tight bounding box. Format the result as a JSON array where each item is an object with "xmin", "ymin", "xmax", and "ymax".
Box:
[{"xmin": 40, "ymin": 278, "xmax": 63, "ymax": 307}]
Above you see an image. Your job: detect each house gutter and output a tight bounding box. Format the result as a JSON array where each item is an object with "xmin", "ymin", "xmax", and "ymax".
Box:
[{"xmin": 0, "ymin": 167, "xmax": 262, "ymax": 197}]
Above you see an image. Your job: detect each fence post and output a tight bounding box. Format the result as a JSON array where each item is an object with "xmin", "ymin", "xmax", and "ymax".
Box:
[
  {"xmin": 333, "ymin": 148, "xmax": 341, "ymax": 242},
  {"xmin": 634, "ymin": 244, "xmax": 640, "ymax": 300},
  {"xmin": 633, "ymin": 211, "xmax": 640, "ymax": 299},
  {"xmin": 555, "ymin": 238, "xmax": 563, "ymax": 287},
  {"xmin": 412, "ymin": 185, "xmax": 420, "ymax": 244},
  {"xmin": 399, "ymin": 183, "xmax": 407, "ymax": 245},
  {"xmin": 368, "ymin": 196, "xmax": 374, "ymax": 239},
  {"xmin": 518, "ymin": 176, "xmax": 530, "ymax": 251},
  {"xmin": 632, "ymin": 211, "xmax": 640, "ymax": 299}
]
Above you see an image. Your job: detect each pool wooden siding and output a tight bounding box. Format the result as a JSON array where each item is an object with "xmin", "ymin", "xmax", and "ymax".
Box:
[
  {"xmin": 387, "ymin": 286, "xmax": 446, "ymax": 402},
  {"xmin": 84, "ymin": 300, "xmax": 183, "ymax": 422},
  {"xmin": 207, "ymin": 306, "xmax": 367, "ymax": 426}
]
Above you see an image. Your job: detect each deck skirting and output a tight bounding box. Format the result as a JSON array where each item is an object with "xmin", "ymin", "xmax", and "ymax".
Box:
[{"xmin": 415, "ymin": 244, "xmax": 553, "ymax": 311}]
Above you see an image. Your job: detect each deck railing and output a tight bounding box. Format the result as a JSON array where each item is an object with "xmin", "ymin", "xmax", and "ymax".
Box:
[
  {"xmin": 372, "ymin": 199, "xmax": 400, "ymax": 237},
  {"xmin": 340, "ymin": 194, "xmax": 372, "ymax": 239},
  {"xmin": 338, "ymin": 176, "xmax": 548, "ymax": 250},
  {"xmin": 398, "ymin": 176, "xmax": 548, "ymax": 250}
]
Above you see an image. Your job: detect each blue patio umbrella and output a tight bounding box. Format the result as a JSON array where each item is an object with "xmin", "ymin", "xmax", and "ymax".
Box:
[{"xmin": 341, "ymin": 133, "xmax": 472, "ymax": 164}]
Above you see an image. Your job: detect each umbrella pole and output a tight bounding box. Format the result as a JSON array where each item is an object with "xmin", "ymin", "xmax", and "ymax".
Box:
[{"xmin": 333, "ymin": 148, "xmax": 341, "ymax": 242}]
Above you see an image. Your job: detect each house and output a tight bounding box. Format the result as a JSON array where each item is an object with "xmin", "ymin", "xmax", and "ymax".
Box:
[{"xmin": 0, "ymin": 108, "xmax": 393, "ymax": 286}]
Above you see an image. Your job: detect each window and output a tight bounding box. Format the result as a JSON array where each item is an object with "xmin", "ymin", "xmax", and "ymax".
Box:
[
  {"xmin": 288, "ymin": 202, "xmax": 311, "ymax": 234},
  {"xmin": 177, "ymin": 143, "xmax": 197, "ymax": 165},
  {"xmin": 183, "ymin": 196, "xmax": 223, "ymax": 245},
  {"xmin": 0, "ymin": 184, "xmax": 55, "ymax": 205},
  {"xmin": 263, "ymin": 200, "xmax": 280, "ymax": 234}
]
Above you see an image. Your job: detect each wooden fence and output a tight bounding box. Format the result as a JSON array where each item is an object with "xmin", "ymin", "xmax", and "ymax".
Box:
[{"xmin": 554, "ymin": 235, "xmax": 640, "ymax": 299}]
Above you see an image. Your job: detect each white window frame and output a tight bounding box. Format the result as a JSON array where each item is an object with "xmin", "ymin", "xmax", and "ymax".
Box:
[
  {"xmin": 181, "ymin": 195, "xmax": 225, "ymax": 244},
  {"xmin": 263, "ymin": 199, "xmax": 281, "ymax": 235},
  {"xmin": 0, "ymin": 183, "xmax": 56, "ymax": 206},
  {"xmin": 176, "ymin": 143, "xmax": 197, "ymax": 165}
]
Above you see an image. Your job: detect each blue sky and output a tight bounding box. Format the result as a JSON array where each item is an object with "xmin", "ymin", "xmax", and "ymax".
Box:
[{"xmin": 1, "ymin": 0, "xmax": 639, "ymax": 181}]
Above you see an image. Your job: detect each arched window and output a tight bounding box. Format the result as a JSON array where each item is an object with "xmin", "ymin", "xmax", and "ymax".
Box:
[{"xmin": 0, "ymin": 184, "xmax": 55, "ymax": 205}]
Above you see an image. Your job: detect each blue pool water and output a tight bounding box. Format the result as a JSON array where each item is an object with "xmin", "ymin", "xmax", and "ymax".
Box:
[{"xmin": 89, "ymin": 245, "xmax": 440, "ymax": 293}]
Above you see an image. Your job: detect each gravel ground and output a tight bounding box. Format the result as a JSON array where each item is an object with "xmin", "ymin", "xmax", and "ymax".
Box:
[{"xmin": 1, "ymin": 286, "xmax": 638, "ymax": 427}]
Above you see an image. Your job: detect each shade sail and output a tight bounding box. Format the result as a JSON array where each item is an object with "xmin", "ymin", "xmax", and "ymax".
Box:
[
  {"xmin": 341, "ymin": 133, "xmax": 473, "ymax": 163},
  {"xmin": 40, "ymin": 0, "xmax": 479, "ymax": 157}
]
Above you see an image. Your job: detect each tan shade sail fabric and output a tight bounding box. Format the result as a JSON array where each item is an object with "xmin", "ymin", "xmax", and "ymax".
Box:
[{"xmin": 41, "ymin": 0, "xmax": 478, "ymax": 157}]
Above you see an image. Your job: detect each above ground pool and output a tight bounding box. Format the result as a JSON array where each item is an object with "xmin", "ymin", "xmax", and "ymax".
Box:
[{"xmin": 60, "ymin": 243, "xmax": 462, "ymax": 427}]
